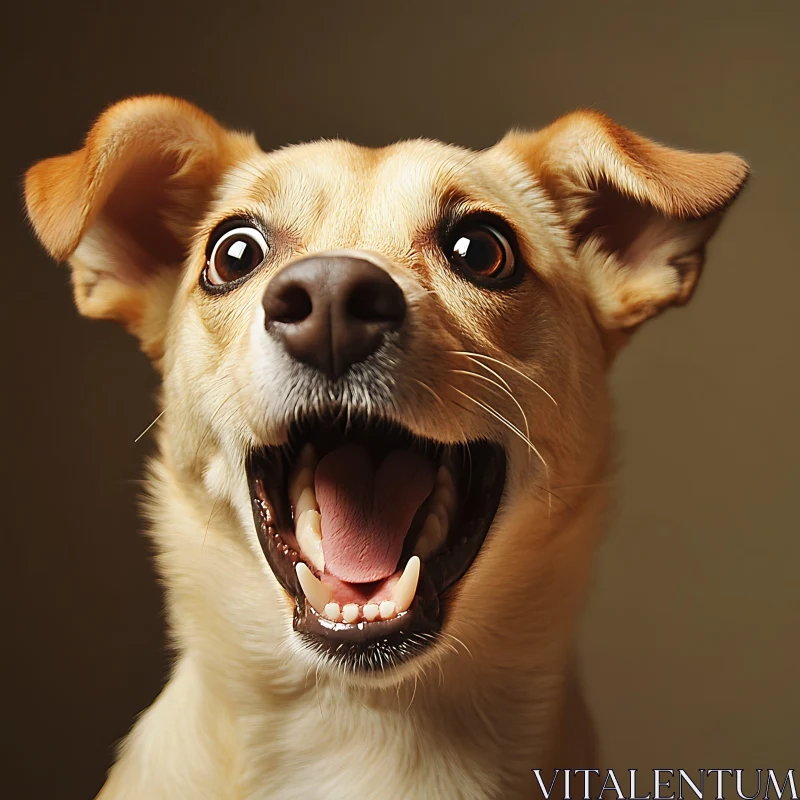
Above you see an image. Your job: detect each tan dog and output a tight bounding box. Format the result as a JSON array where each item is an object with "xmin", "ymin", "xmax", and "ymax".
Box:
[{"xmin": 25, "ymin": 96, "xmax": 747, "ymax": 800}]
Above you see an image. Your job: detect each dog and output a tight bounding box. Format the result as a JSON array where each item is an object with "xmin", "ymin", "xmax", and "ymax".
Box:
[{"xmin": 25, "ymin": 95, "xmax": 747, "ymax": 799}]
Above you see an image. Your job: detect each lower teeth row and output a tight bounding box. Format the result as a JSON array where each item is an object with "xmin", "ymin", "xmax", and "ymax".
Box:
[
  {"xmin": 295, "ymin": 557, "xmax": 421, "ymax": 624},
  {"xmin": 323, "ymin": 600, "xmax": 398, "ymax": 624}
]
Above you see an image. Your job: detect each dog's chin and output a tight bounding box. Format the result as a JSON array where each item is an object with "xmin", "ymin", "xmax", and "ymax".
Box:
[{"xmin": 246, "ymin": 412, "xmax": 505, "ymax": 674}]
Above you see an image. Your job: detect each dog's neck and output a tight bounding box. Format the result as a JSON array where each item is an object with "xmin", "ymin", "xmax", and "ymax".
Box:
[
  {"xmin": 132, "ymin": 450, "xmax": 606, "ymax": 799},
  {"xmin": 227, "ymin": 653, "xmax": 594, "ymax": 798}
]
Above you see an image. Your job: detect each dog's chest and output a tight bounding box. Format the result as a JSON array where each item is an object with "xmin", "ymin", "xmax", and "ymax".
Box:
[
  {"xmin": 247, "ymin": 752, "xmax": 498, "ymax": 800},
  {"xmin": 239, "ymin": 695, "xmax": 509, "ymax": 800}
]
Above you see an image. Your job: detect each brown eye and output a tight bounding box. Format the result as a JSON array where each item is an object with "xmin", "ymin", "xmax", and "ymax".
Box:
[
  {"xmin": 206, "ymin": 225, "xmax": 269, "ymax": 286},
  {"xmin": 449, "ymin": 224, "xmax": 515, "ymax": 282}
]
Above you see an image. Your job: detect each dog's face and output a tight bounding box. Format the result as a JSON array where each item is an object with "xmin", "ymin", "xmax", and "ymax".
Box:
[{"xmin": 26, "ymin": 97, "xmax": 746, "ymax": 680}]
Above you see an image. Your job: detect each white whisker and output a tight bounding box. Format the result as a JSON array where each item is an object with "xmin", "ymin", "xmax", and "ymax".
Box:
[
  {"xmin": 450, "ymin": 368, "xmax": 532, "ymax": 459},
  {"xmin": 449, "ymin": 350, "xmax": 558, "ymax": 407},
  {"xmin": 411, "ymin": 377, "xmax": 471, "ymax": 450},
  {"xmin": 451, "ymin": 384, "xmax": 552, "ymax": 516},
  {"xmin": 458, "ymin": 354, "xmax": 511, "ymax": 391},
  {"xmin": 134, "ymin": 407, "xmax": 166, "ymax": 443},
  {"xmin": 440, "ymin": 632, "xmax": 473, "ymax": 660},
  {"xmin": 405, "ymin": 675, "xmax": 419, "ymax": 715},
  {"xmin": 411, "ymin": 377, "xmax": 447, "ymax": 411},
  {"xmin": 451, "ymin": 386, "xmax": 548, "ymax": 478}
]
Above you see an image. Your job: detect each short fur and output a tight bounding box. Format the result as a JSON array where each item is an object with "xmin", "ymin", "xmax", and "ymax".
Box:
[{"xmin": 25, "ymin": 96, "xmax": 748, "ymax": 800}]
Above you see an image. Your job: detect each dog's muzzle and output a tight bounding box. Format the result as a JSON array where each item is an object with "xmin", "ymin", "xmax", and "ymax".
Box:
[{"xmin": 246, "ymin": 254, "xmax": 507, "ymax": 672}]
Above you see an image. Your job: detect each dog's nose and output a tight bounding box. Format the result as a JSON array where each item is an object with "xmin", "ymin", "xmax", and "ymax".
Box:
[{"xmin": 262, "ymin": 255, "xmax": 406, "ymax": 379}]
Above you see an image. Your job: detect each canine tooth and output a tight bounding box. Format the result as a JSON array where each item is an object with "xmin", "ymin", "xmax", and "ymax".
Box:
[
  {"xmin": 342, "ymin": 603, "xmax": 360, "ymax": 624},
  {"xmin": 289, "ymin": 467, "xmax": 315, "ymax": 509},
  {"xmin": 296, "ymin": 510, "xmax": 324, "ymax": 572},
  {"xmin": 295, "ymin": 562, "xmax": 331, "ymax": 613},
  {"xmin": 323, "ymin": 602, "xmax": 341, "ymax": 622},
  {"xmin": 379, "ymin": 600, "xmax": 396, "ymax": 620},
  {"xmin": 413, "ymin": 514, "xmax": 444, "ymax": 560},
  {"xmin": 392, "ymin": 556, "xmax": 420, "ymax": 613},
  {"xmin": 295, "ymin": 486, "xmax": 318, "ymax": 519},
  {"xmin": 363, "ymin": 603, "xmax": 380, "ymax": 622}
]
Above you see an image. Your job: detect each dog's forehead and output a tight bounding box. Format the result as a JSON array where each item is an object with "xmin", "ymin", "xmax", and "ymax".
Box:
[{"xmin": 216, "ymin": 138, "xmax": 516, "ymax": 249}]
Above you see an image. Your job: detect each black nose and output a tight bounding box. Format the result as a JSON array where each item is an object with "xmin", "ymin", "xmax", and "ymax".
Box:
[{"xmin": 262, "ymin": 255, "xmax": 406, "ymax": 379}]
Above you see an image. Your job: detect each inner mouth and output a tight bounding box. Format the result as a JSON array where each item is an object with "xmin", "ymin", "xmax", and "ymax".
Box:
[{"xmin": 247, "ymin": 414, "xmax": 505, "ymax": 669}]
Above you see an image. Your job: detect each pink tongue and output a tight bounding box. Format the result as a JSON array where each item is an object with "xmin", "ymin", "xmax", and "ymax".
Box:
[{"xmin": 315, "ymin": 445, "xmax": 435, "ymax": 583}]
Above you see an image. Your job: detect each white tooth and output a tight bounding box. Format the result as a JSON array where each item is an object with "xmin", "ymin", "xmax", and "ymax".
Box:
[
  {"xmin": 289, "ymin": 467, "xmax": 315, "ymax": 510},
  {"xmin": 295, "ymin": 562, "xmax": 331, "ymax": 613},
  {"xmin": 342, "ymin": 603, "xmax": 360, "ymax": 624},
  {"xmin": 295, "ymin": 486, "xmax": 318, "ymax": 519},
  {"xmin": 392, "ymin": 556, "xmax": 420, "ymax": 613},
  {"xmin": 413, "ymin": 514, "xmax": 444, "ymax": 560},
  {"xmin": 379, "ymin": 600, "xmax": 396, "ymax": 620},
  {"xmin": 296, "ymin": 509, "xmax": 325, "ymax": 572},
  {"xmin": 363, "ymin": 603, "xmax": 380, "ymax": 622},
  {"xmin": 323, "ymin": 602, "xmax": 341, "ymax": 622}
]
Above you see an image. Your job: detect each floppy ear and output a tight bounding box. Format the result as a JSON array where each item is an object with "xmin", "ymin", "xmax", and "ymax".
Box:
[
  {"xmin": 24, "ymin": 95, "xmax": 255, "ymax": 359},
  {"xmin": 501, "ymin": 111, "xmax": 749, "ymax": 332}
]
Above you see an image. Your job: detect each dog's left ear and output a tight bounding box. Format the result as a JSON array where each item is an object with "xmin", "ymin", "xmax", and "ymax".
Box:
[
  {"xmin": 501, "ymin": 111, "xmax": 749, "ymax": 335},
  {"xmin": 24, "ymin": 95, "xmax": 255, "ymax": 359}
]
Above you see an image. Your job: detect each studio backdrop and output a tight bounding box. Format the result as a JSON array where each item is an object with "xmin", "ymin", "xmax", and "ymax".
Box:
[{"xmin": 1, "ymin": 1, "xmax": 797, "ymax": 798}]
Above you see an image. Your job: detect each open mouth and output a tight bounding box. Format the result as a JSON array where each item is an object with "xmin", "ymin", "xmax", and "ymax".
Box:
[{"xmin": 247, "ymin": 415, "xmax": 505, "ymax": 670}]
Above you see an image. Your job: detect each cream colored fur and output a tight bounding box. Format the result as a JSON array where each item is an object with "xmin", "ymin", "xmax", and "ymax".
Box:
[{"xmin": 24, "ymin": 96, "xmax": 747, "ymax": 800}]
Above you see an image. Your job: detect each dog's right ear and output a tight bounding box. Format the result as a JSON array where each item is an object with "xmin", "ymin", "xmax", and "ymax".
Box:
[{"xmin": 24, "ymin": 95, "xmax": 255, "ymax": 359}]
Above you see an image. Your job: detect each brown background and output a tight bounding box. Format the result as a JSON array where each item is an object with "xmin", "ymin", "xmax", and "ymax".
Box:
[{"xmin": 1, "ymin": 1, "xmax": 797, "ymax": 797}]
